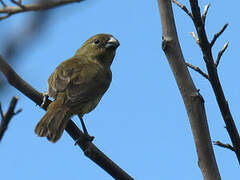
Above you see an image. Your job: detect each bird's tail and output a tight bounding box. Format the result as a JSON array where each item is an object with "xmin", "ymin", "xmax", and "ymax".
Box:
[{"xmin": 35, "ymin": 100, "xmax": 71, "ymax": 143}]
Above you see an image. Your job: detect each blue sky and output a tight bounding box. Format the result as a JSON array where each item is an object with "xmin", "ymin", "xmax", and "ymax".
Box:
[{"xmin": 0, "ymin": 0, "xmax": 239, "ymax": 179}]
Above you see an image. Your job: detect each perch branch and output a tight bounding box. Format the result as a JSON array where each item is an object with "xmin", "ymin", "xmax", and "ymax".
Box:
[{"xmin": 0, "ymin": 55, "xmax": 133, "ymax": 180}]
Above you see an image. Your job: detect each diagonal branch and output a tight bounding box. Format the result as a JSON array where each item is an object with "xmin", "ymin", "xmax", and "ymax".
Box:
[
  {"xmin": 0, "ymin": 55, "xmax": 134, "ymax": 180},
  {"xmin": 0, "ymin": 96, "xmax": 22, "ymax": 142},
  {"xmin": 0, "ymin": 0, "xmax": 6, "ymax": 8},
  {"xmin": 214, "ymin": 141, "xmax": 235, "ymax": 152},
  {"xmin": 215, "ymin": 42, "xmax": 228, "ymax": 67},
  {"xmin": 186, "ymin": 62, "xmax": 209, "ymax": 79},
  {"xmin": 10, "ymin": 0, "xmax": 25, "ymax": 9},
  {"xmin": 0, "ymin": 0, "xmax": 83, "ymax": 20},
  {"xmin": 171, "ymin": 0, "xmax": 193, "ymax": 19},
  {"xmin": 210, "ymin": 23, "xmax": 229, "ymax": 47}
]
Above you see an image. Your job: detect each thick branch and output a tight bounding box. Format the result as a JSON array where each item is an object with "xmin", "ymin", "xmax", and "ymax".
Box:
[
  {"xmin": 189, "ymin": 0, "xmax": 240, "ymax": 163},
  {"xmin": 0, "ymin": 0, "xmax": 83, "ymax": 20},
  {"xmin": 157, "ymin": 1, "xmax": 221, "ymax": 179},
  {"xmin": 0, "ymin": 55, "xmax": 133, "ymax": 180},
  {"xmin": 0, "ymin": 96, "xmax": 22, "ymax": 142}
]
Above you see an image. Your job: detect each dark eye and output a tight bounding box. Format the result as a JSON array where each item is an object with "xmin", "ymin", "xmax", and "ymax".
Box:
[{"xmin": 94, "ymin": 39, "xmax": 100, "ymax": 44}]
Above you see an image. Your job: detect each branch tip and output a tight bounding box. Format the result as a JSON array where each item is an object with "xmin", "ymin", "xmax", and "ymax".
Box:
[
  {"xmin": 186, "ymin": 62, "xmax": 209, "ymax": 80},
  {"xmin": 214, "ymin": 141, "xmax": 235, "ymax": 152},
  {"xmin": 210, "ymin": 23, "xmax": 229, "ymax": 47},
  {"xmin": 201, "ymin": 3, "xmax": 210, "ymax": 25},
  {"xmin": 215, "ymin": 42, "xmax": 229, "ymax": 67},
  {"xmin": 171, "ymin": 0, "xmax": 193, "ymax": 19}
]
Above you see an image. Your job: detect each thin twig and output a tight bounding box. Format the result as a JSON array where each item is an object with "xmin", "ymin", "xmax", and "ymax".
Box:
[
  {"xmin": 189, "ymin": 32, "xmax": 200, "ymax": 46},
  {"xmin": 0, "ymin": 0, "xmax": 6, "ymax": 8},
  {"xmin": 171, "ymin": 0, "xmax": 193, "ymax": 19},
  {"xmin": 11, "ymin": 0, "xmax": 25, "ymax": 9},
  {"xmin": 214, "ymin": 141, "xmax": 235, "ymax": 152},
  {"xmin": 215, "ymin": 42, "xmax": 228, "ymax": 67},
  {"xmin": 201, "ymin": 3, "xmax": 210, "ymax": 25},
  {"xmin": 186, "ymin": 62, "xmax": 209, "ymax": 79},
  {"xmin": 0, "ymin": 55, "xmax": 134, "ymax": 180},
  {"xmin": 210, "ymin": 23, "xmax": 229, "ymax": 47},
  {"xmin": 0, "ymin": 97, "xmax": 21, "ymax": 142},
  {"xmin": 0, "ymin": 0, "xmax": 83, "ymax": 20}
]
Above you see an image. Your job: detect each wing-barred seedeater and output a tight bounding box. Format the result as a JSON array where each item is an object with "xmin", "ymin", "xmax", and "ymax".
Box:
[{"xmin": 35, "ymin": 34, "xmax": 120, "ymax": 143}]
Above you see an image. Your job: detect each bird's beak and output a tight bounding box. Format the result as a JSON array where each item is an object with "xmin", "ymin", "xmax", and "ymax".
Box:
[{"xmin": 105, "ymin": 36, "xmax": 120, "ymax": 49}]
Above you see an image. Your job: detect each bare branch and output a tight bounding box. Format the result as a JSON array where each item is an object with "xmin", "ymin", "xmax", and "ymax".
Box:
[
  {"xmin": 186, "ymin": 62, "xmax": 209, "ymax": 79},
  {"xmin": 214, "ymin": 141, "xmax": 235, "ymax": 152},
  {"xmin": 189, "ymin": 0, "xmax": 240, "ymax": 163},
  {"xmin": 189, "ymin": 31, "xmax": 200, "ymax": 46},
  {"xmin": 171, "ymin": 0, "xmax": 193, "ymax": 19},
  {"xmin": 158, "ymin": 0, "xmax": 221, "ymax": 178},
  {"xmin": 0, "ymin": 55, "xmax": 133, "ymax": 180},
  {"xmin": 0, "ymin": 0, "xmax": 6, "ymax": 8},
  {"xmin": 210, "ymin": 23, "xmax": 229, "ymax": 47},
  {"xmin": 10, "ymin": 0, "xmax": 25, "ymax": 9},
  {"xmin": 0, "ymin": 96, "xmax": 21, "ymax": 142},
  {"xmin": 201, "ymin": 3, "xmax": 210, "ymax": 25},
  {"xmin": 0, "ymin": 0, "xmax": 83, "ymax": 20},
  {"xmin": 215, "ymin": 42, "xmax": 228, "ymax": 67}
]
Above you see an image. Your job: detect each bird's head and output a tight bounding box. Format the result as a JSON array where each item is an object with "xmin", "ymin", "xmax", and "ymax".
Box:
[{"xmin": 75, "ymin": 34, "xmax": 120, "ymax": 67}]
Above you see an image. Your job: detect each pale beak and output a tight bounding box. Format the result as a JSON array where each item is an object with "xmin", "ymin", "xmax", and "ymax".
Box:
[{"xmin": 105, "ymin": 36, "xmax": 120, "ymax": 49}]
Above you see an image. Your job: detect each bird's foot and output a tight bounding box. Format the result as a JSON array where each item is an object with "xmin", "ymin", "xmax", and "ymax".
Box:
[
  {"xmin": 40, "ymin": 92, "xmax": 49, "ymax": 108},
  {"xmin": 74, "ymin": 133, "xmax": 95, "ymax": 146}
]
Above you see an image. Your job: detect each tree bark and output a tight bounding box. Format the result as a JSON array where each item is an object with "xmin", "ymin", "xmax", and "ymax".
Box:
[{"xmin": 157, "ymin": 0, "xmax": 221, "ymax": 179}]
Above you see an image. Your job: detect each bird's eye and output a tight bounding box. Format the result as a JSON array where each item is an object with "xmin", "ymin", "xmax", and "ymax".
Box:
[{"xmin": 94, "ymin": 39, "xmax": 100, "ymax": 44}]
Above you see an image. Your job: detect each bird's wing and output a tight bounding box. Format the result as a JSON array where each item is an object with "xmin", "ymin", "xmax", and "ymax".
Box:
[{"xmin": 48, "ymin": 57, "xmax": 112, "ymax": 105}]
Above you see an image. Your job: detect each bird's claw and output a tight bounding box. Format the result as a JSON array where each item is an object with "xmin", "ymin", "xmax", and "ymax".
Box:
[
  {"xmin": 74, "ymin": 133, "xmax": 95, "ymax": 146},
  {"xmin": 41, "ymin": 92, "xmax": 49, "ymax": 108}
]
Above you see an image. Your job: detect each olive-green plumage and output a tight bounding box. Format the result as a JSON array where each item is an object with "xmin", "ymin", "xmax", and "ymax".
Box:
[{"xmin": 35, "ymin": 34, "xmax": 119, "ymax": 142}]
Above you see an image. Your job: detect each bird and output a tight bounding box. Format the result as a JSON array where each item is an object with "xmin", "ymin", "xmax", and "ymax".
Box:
[{"xmin": 34, "ymin": 33, "xmax": 120, "ymax": 143}]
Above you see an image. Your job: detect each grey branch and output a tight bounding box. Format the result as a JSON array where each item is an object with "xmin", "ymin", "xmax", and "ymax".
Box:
[
  {"xmin": 215, "ymin": 42, "xmax": 228, "ymax": 67},
  {"xmin": 171, "ymin": 0, "xmax": 193, "ymax": 19},
  {"xmin": 201, "ymin": 3, "xmax": 210, "ymax": 25},
  {"xmin": 0, "ymin": 96, "xmax": 22, "ymax": 142},
  {"xmin": 158, "ymin": 0, "xmax": 221, "ymax": 178},
  {"xmin": 0, "ymin": 0, "xmax": 83, "ymax": 20},
  {"xmin": 210, "ymin": 23, "xmax": 229, "ymax": 47},
  {"xmin": 214, "ymin": 141, "xmax": 235, "ymax": 152},
  {"xmin": 186, "ymin": 62, "xmax": 209, "ymax": 79}
]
